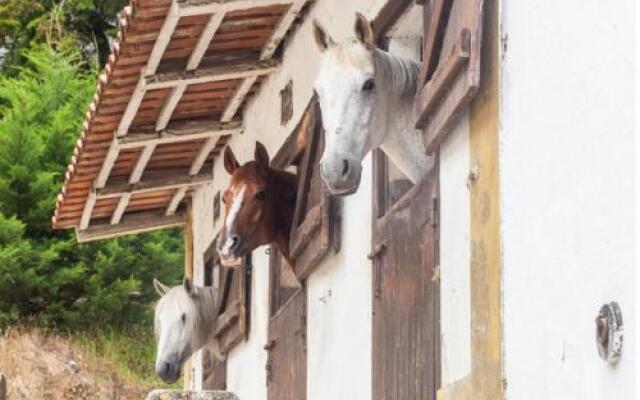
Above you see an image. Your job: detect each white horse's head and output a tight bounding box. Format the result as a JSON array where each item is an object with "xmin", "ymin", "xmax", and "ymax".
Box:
[
  {"xmin": 313, "ymin": 13, "xmax": 425, "ymax": 195},
  {"xmin": 313, "ymin": 13, "xmax": 377, "ymax": 195},
  {"xmin": 153, "ymin": 277, "xmax": 205, "ymax": 383}
]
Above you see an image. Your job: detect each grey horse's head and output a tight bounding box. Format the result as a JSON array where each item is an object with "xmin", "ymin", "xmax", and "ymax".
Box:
[{"xmin": 153, "ymin": 278, "xmax": 203, "ymax": 383}]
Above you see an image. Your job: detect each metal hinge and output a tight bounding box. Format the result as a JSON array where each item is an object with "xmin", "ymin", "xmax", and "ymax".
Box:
[
  {"xmin": 367, "ymin": 243, "xmax": 386, "ymax": 260},
  {"xmin": 264, "ymin": 340, "xmax": 275, "ymax": 383}
]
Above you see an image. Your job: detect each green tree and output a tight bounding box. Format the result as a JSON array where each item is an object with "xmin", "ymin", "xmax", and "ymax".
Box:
[
  {"xmin": 0, "ymin": 0, "xmax": 127, "ymax": 73},
  {"xmin": 0, "ymin": 45, "xmax": 184, "ymax": 332}
]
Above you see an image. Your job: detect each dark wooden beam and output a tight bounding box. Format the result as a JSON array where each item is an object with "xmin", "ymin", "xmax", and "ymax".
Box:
[
  {"xmin": 97, "ymin": 172, "xmax": 213, "ymax": 199},
  {"xmin": 76, "ymin": 211, "xmax": 186, "ymax": 242}
]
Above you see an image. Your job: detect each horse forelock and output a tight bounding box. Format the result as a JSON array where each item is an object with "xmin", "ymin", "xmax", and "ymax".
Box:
[
  {"xmin": 324, "ymin": 39, "xmax": 374, "ymax": 72},
  {"xmin": 322, "ymin": 39, "xmax": 420, "ymax": 99},
  {"xmin": 229, "ymin": 162, "xmax": 269, "ymax": 191}
]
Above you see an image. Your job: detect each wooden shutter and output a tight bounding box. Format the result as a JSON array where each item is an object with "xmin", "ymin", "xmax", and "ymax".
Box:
[
  {"xmin": 203, "ymin": 239, "xmax": 251, "ymax": 356},
  {"xmin": 266, "ymin": 287, "xmax": 306, "ymax": 400},
  {"xmin": 415, "ymin": 0, "xmax": 485, "ymax": 152},
  {"xmin": 371, "ymin": 152, "xmax": 440, "ymax": 400},
  {"xmin": 201, "ymin": 239, "xmax": 226, "ymax": 390},
  {"xmin": 288, "ymin": 99, "xmax": 340, "ymax": 280}
]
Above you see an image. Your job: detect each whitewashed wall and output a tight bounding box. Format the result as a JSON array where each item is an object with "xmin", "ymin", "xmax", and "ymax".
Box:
[
  {"xmin": 500, "ymin": 1, "xmax": 636, "ymax": 399},
  {"xmin": 438, "ymin": 116, "xmax": 472, "ymax": 386},
  {"xmin": 189, "ymin": 0, "xmax": 392, "ymax": 397}
]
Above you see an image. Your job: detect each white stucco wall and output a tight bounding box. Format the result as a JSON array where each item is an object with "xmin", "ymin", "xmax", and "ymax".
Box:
[
  {"xmin": 500, "ymin": 1, "xmax": 636, "ymax": 398},
  {"xmin": 439, "ymin": 116, "xmax": 472, "ymax": 386},
  {"xmin": 306, "ymin": 158, "xmax": 373, "ymax": 400},
  {"xmin": 189, "ymin": 0, "xmax": 390, "ymax": 397}
]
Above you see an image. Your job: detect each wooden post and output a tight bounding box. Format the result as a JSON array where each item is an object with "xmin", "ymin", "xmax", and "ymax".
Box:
[
  {"xmin": 0, "ymin": 373, "xmax": 6, "ymax": 400},
  {"xmin": 183, "ymin": 204, "xmax": 194, "ymax": 389}
]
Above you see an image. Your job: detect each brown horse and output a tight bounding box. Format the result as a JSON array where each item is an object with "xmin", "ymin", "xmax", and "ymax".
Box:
[{"xmin": 217, "ymin": 141, "xmax": 297, "ymax": 266}]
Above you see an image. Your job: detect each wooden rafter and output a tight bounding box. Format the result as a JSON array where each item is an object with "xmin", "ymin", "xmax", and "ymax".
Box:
[
  {"xmin": 189, "ymin": 136, "xmax": 218, "ymax": 175},
  {"xmin": 145, "ymin": 0, "xmax": 180, "ymax": 76},
  {"xmin": 177, "ymin": 0, "xmax": 292, "ymax": 17},
  {"xmin": 260, "ymin": 0, "xmax": 307, "ymax": 60},
  {"xmin": 79, "ymin": 191, "xmax": 97, "ymax": 230},
  {"xmin": 110, "ymin": 142, "xmax": 156, "ymax": 225},
  {"xmin": 111, "ymin": 193, "xmax": 132, "ymax": 225},
  {"xmin": 76, "ymin": 211, "xmax": 187, "ymax": 243},
  {"xmin": 119, "ymin": 119, "xmax": 242, "ymax": 149},
  {"xmin": 187, "ymin": 12, "xmax": 225, "ymax": 70},
  {"xmin": 97, "ymin": 172, "xmax": 213, "ymax": 199},
  {"xmin": 95, "ymin": 138, "xmax": 119, "ymax": 188},
  {"xmin": 130, "ymin": 144, "xmax": 157, "ymax": 184},
  {"xmin": 221, "ymin": 76, "xmax": 258, "ymax": 122},
  {"xmin": 166, "ymin": 187, "xmax": 188, "ymax": 216},
  {"xmin": 117, "ymin": 76, "xmax": 146, "ymax": 138},
  {"xmin": 145, "ymin": 59, "xmax": 278, "ymax": 90},
  {"xmin": 156, "ymin": 84, "xmax": 187, "ymax": 131}
]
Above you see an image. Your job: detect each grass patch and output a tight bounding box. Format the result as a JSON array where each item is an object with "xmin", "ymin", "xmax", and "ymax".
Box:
[{"xmin": 75, "ymin": 326, "xmax": 182, "ymax": 389}]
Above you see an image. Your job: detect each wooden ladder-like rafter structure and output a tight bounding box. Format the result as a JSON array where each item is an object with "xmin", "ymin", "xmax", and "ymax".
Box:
[{"xmin": 68, "ymin": 0, "xmax": 309, "ymax": 241}]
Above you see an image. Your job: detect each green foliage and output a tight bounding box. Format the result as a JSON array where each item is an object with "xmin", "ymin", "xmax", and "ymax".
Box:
[
  {"xmin": 0, "ymin": 45, "xmax": 184, "ymax": 332},
  {"xmin": 0, "ymin": 0, "xmax": 127, "ymax": 72}
]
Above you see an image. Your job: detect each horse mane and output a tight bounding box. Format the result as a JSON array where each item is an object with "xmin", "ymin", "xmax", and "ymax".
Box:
[
  {"xmin": 325, "ymin": 39, "xmax": 420, "ymax": 100},
  {"xmin": 154, "ymin": 285, "xmax": 218, "ymax": 339},
  {"xmin": 372, "ymin": 47, "xmax": 420, "ymax": 99}
]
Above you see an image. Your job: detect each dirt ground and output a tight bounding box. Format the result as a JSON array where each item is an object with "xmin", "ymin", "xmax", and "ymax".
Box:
[{"xmin": 0, "ymin": 329, "xmax": 150, "ymax": 400}]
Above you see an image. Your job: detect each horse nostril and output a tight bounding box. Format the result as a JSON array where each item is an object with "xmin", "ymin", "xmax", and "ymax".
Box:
[
  {"xmin": 229, "ymin": 235, "xmax": 240, "ymax": 250},
  {"xmin": 341, "ymin": 160, "xmax": 350, "ymax": 177},
  {"xmin": 163, "ymin": 362, "xmax": 171, "ymax": 375}
]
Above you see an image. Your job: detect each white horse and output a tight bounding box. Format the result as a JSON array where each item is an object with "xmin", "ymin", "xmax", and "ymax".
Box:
[
  {"xmin": 153, "ymin": 278, "xmax": 224, "ymax": 383},
  {"xmin": 313, "ymin": 13, "xmax": 431, "ymax": 196}
]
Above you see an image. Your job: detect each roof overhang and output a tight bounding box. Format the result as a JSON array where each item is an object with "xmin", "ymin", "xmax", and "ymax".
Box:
[{"xmin": 53, "ymin": 0, "xmax": 310, "ymax": 241}]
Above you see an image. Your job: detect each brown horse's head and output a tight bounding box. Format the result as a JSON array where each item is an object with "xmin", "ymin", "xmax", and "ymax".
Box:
[{"xmin": 217, "ymin": 141, "xmax": 296, "ymax": 265}]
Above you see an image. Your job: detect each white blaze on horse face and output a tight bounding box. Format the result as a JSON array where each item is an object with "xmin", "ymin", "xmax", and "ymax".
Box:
[{"xmin": 221, "ymin": 184, "xmax": 246, "ymax": 256}]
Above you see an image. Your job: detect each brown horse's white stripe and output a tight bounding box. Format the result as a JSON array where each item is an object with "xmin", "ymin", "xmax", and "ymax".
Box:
[{"xmin": 221, "ymin": 184, "xmax": 246, "ymax": 255}]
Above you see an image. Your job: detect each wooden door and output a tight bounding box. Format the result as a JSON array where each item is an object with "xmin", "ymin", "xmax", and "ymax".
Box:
[
  {"xmin": 200, "ymin": 237, "xmax": 252, "ymax": 389},
  {"xmin": 266, "ymin": 288, "xmax": 306, "ymax": 400},
  {"xmin": 371, "ymin": 151, "xmax": 440, "ymax": 400}
]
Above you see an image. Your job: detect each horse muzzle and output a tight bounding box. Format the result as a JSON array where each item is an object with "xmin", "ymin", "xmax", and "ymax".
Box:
[
  {"xmin": 156, "ymin": 360, "xmax": 181, "ymax": 383},
  {"xmin": 217, "ymin": 231, "xmax": 244, "ymax": 258},
  {"xmin": 320, "ymin": 157, "xmax": 362, "ymax": 196}
]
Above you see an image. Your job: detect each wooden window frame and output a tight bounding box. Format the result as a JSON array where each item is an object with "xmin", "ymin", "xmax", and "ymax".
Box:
[
  {"xmin": 213, "ymin": 191, "xmax": 221, "ymax": 224},
  {"xmin": 202, "ymin": 237, "xmax": 251, "ymax": 355},
  {"xmin": 287, "ymin": 99, "xmax": 340, "ymax": 280},
  {"xmin": 414, "ymin": 0, "xmax": 486, "ymax": 153},
  {"xmin": 269, "ymin": 98, "xmax": 340, "ymax": 284}
]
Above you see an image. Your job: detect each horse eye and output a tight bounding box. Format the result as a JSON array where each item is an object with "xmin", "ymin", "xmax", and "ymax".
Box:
[
  {"xmin": 362, "ymin": 79, "xmax": 375, "ymax": 92},
  {"xmin": 181, "ymin": 313, "xmax": 186, "ymax": 323},
  {"xmin": 255, "ymin": 190, "xmax": 266, "ymax": 201}
]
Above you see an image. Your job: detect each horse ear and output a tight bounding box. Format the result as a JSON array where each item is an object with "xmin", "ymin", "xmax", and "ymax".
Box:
[
  {"xmin": 153, "ymin": 278, "xmax": 170, "ymax": 297},
  {"xmin": 183, "ymin": 277, "xmax": 194, "ymax": 295},
  {"xmin": 254, "ymin": 141, "xmax": 269, "ymax": 168},
  {"xmin": 354, "ymin": 12, "xmax": 374, "ymax": 46},
  {"xmin": 224, "ymin": 146, "xmax": 239, "ymax": 174},
  {"xmin": 312, "ymin": 19, "xmax": 334, "ymax": 52}
]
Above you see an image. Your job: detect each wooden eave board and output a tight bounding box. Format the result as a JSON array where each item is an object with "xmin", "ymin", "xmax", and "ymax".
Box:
[{"xmin": 53, "ymin": 0, "xmax": 311, "ymax": 235}]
